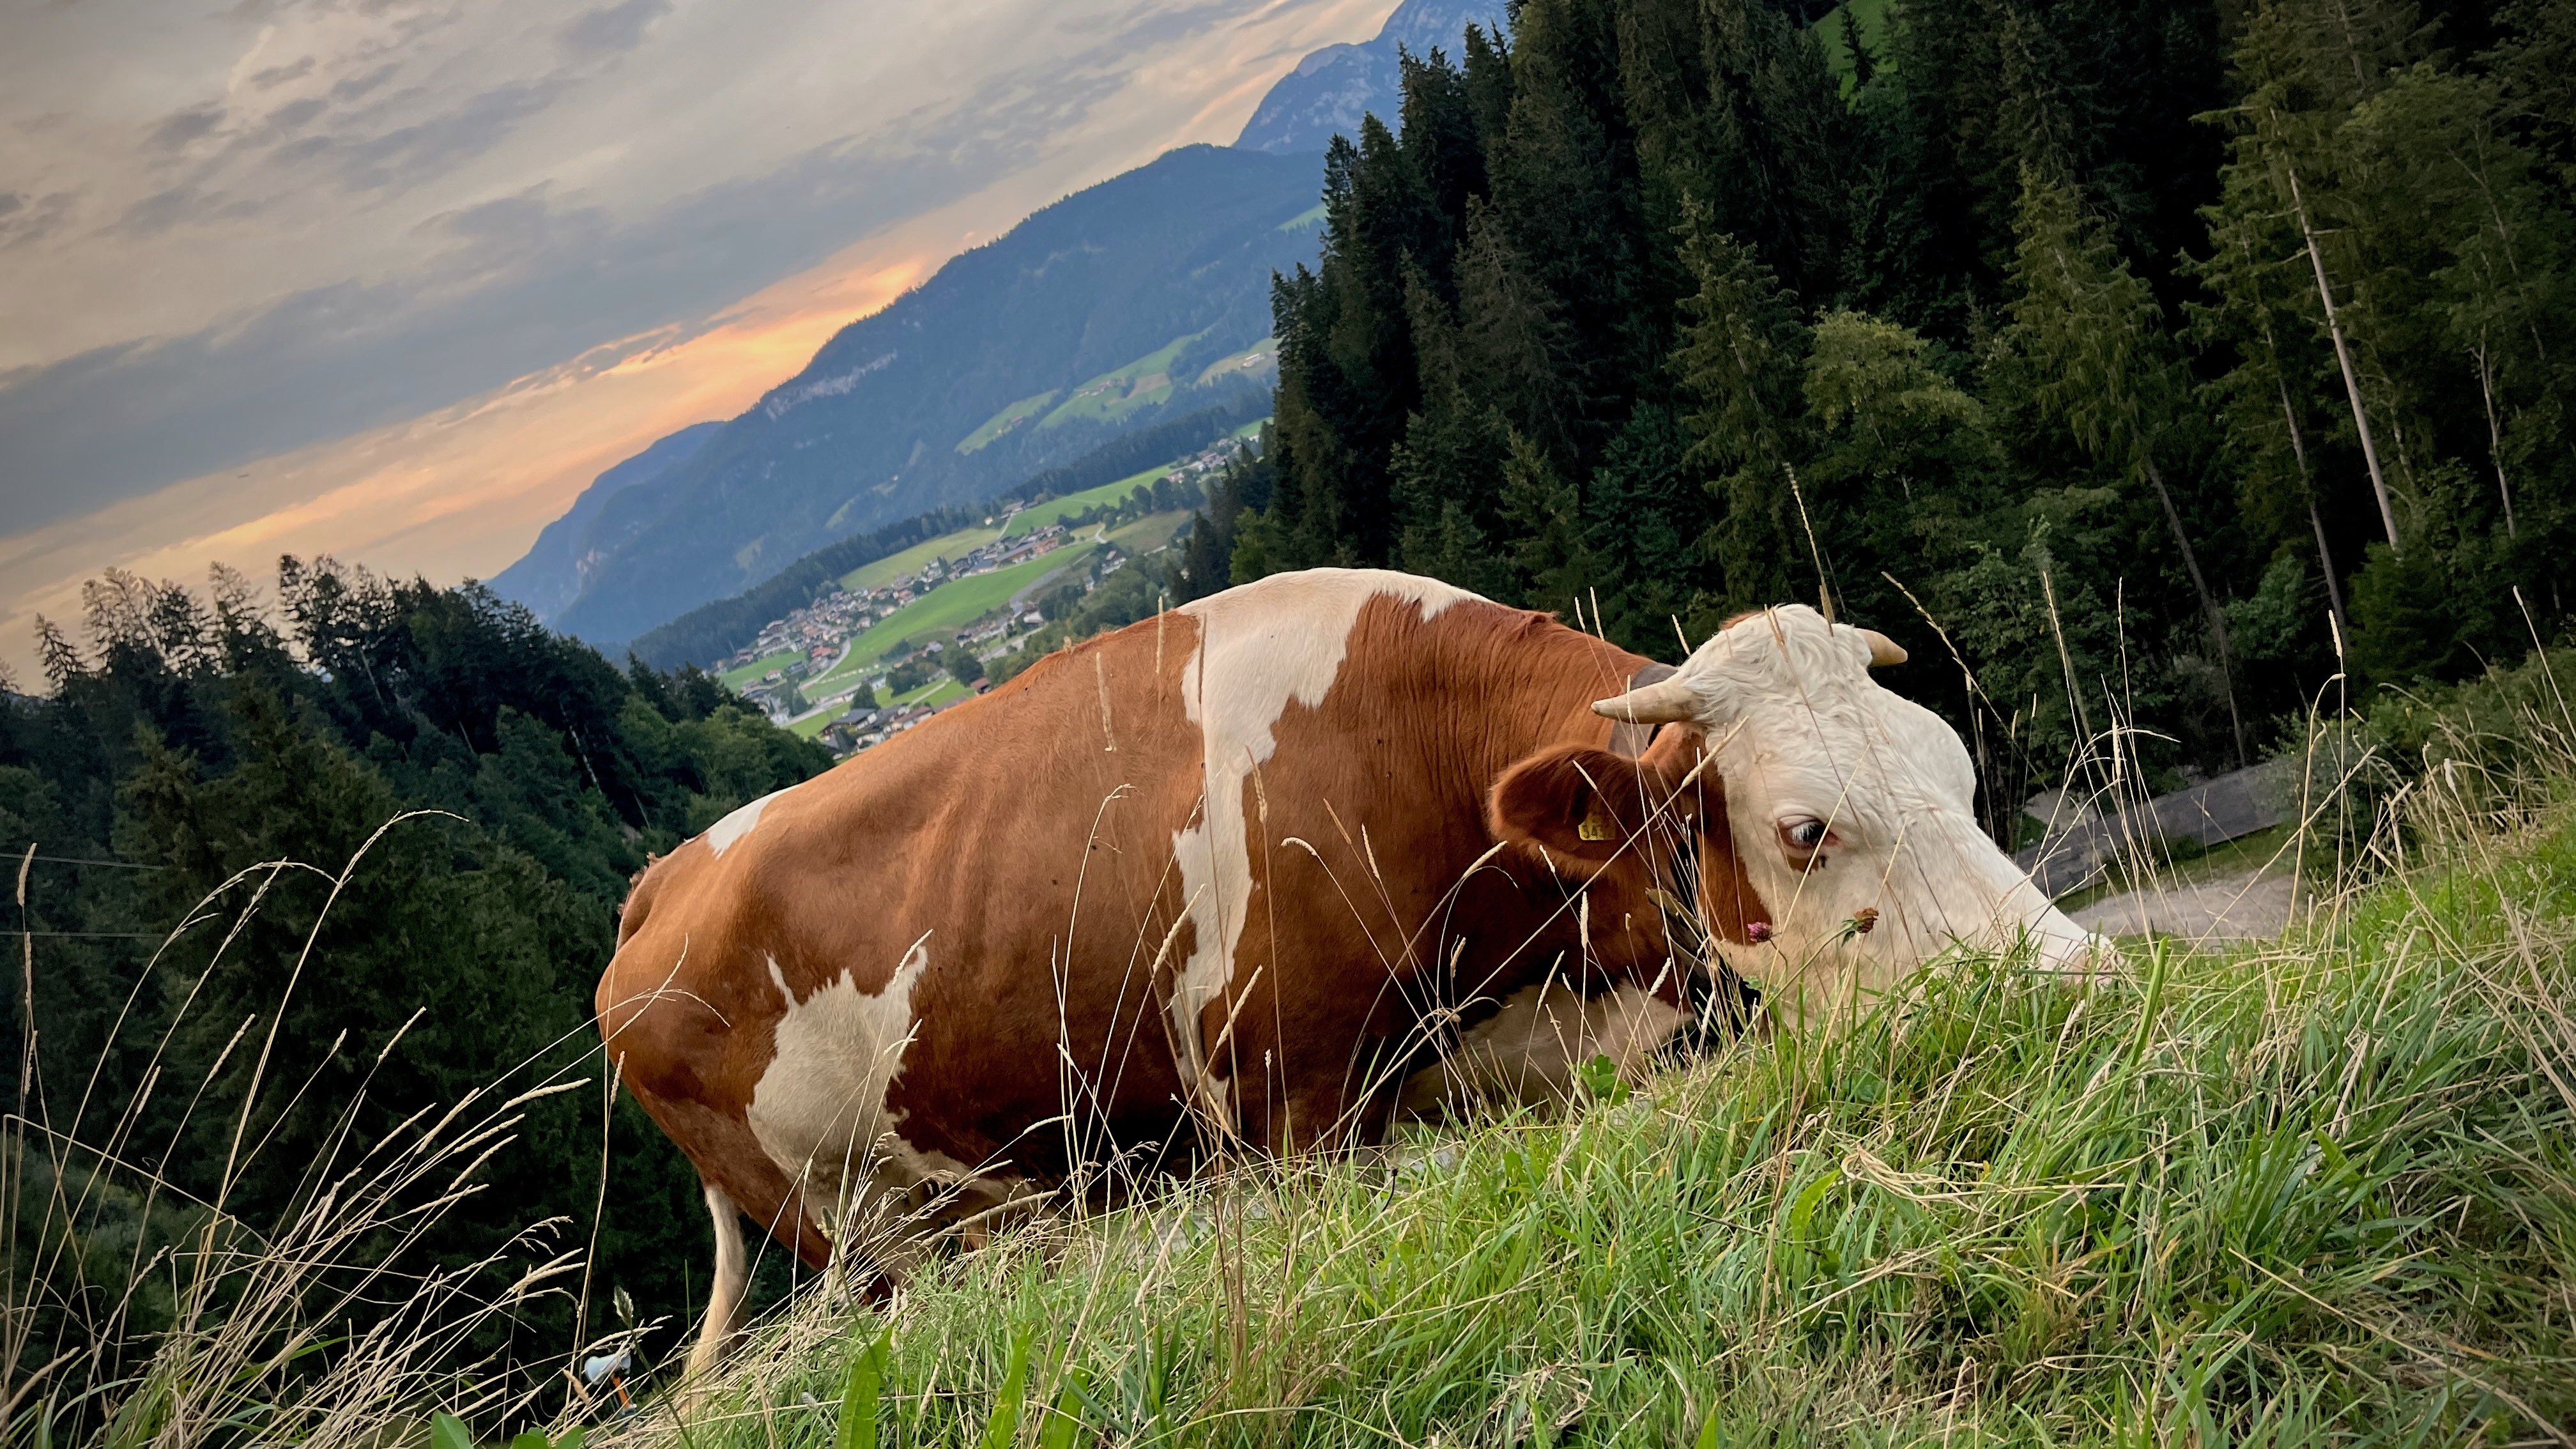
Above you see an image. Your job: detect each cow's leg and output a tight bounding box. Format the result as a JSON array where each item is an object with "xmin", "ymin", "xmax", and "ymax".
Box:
[{"xmin": 684, "ymin": 1183, "xmax": 751, "ymax": 1382}]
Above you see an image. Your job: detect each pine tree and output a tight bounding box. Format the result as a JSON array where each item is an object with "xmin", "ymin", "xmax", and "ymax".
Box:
[
  {"xmin": 2004, "ymin": 169, "xmax": 2248, "ymax": 761},
  {"xmin": 1673, "ymin": 204, "xmax": 1811, "ymax": 612}
]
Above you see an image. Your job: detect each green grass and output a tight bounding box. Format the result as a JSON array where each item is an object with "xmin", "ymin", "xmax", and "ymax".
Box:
[
  {"xmin": 1277, "ymin": 203, "xmax": 1326, "ymax": 232},
  {"xmin": 650, "ymin": 775, "xmax": 2576, "ymax": 1447},
  {"xmin": 1105, "ymin": 509, "xmax": 1190, "ymax": 555},
  {"xmin": 1038, "ymin": 334, "xmax": 1205, "ymax": 431},
  {"xmin": 894, "ymin": 677, "xmax": 969, "ymax": 710},
  {"xmin": 1006, "ymin": 470, "xmax": 1171, "ymax": 537},
  {"xmin": 954, "ymin": 390, "xmax": 1061, "ymax": 454},
  {"xmin": 840, "ymin": 525, "xmax": 1006, "ymax": 594},
  {"xmin": 1193, "ymin": 339, "xmax": 1278, "ymax": 389},
  {"xmin": 790, "ymin": 676, "xmax": 970, "ymax": 739},
  {"xmin": 806, "ymin": 541, "xmax": 1102, "ymax": 692},
  {"xmin": 716, "ymin": 648, "xmax": 801, "ymax": 690}
]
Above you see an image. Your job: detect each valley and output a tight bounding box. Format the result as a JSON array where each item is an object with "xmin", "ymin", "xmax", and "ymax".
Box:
[{"xmin": 713, "ymin": 427, "xmax": 1255, "ymax": 751}]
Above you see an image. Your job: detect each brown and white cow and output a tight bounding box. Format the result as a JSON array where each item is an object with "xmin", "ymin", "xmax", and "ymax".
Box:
[{"xmin": 595, "ymin": 568, "xmax": 2096, "ymax": 1376}]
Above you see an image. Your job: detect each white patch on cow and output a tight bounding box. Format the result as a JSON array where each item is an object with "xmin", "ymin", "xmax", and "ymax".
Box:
[
  {"xmin": 746, "ymin": 937, "xmax": 931, "ymax": 1216},
  {"xmin": 1395, "ymin": 981, "xmax": 1685, "ymax": 1117},
  {"xmin": 1166, "ymin": 571, "xmax": 1475, "ymax": 1124},
  {"xmin": 747, "ymin": 939, "xmax": 1033, "ymax": 1268},
  {"xmin": 706, "ymin": 788, "xmax": 786, "ymax": 858}
]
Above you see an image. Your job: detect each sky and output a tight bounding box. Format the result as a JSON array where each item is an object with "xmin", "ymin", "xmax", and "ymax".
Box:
[{"xmin": 0, "ymin": 0, "xmax": 1400, "ymax": 683}]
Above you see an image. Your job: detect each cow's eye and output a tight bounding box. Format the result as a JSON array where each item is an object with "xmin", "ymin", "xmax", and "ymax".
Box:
[{"xmin": 1779, "ymin": 818, "xmax": 1830, "ymax": 855}]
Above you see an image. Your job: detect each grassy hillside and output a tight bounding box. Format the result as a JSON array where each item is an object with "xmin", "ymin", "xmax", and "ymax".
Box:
[
  {"xmin": 955, "ymin": 392, "xmax": 1061, "ymax": 454},
  {"xmin": 1038, "ymin": 333, "xmax": 1206, "ymax": 431},
  {"xmin": 717, "ymin": 647, "xmax": 802, "ymax": 691},
  {"xmin": 608, "ymin": 737, "xmax": 2576, "ymax": 1446},
  {"xmin": 839, "ymin": 525, "xmax": 1007, "ymax": 594},
  {"xmin": 1004, "ymin": 468, "xmax": 1176, "ymax": 537},
  {"xmin": 34, "ymin": 648, "xmax": 2576, "ymax": 1447},
  {"xmin": 805, "ymin": 540, "xmax": 1108, "ymax": 693}
]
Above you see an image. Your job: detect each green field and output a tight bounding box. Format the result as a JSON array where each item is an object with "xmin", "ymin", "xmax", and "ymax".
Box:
[
  {"xmin": 1105, "ymin": 507, "xmax": 1190, "ymax": 553},
  {"xmin": 1193, "ymin": 337, "xmax": 1277, "ymax": 388},
  {"xmin": 953, "ymin": 389, "xmax": 1060, "ymax": 454},
  {"xmin": 807, "ymin": 539, "xmax": 1103, "ymax": 692},
  {"xmin": 716, "ymin": 647, "xmax": 801, "ymax": 690},
  {"xmin": 792, "ymin": 675, "xmax": 972, "ymax": 739},
  {"xmin": 1038, "ymin": 332, "xmax": 1204, "ymax": 431},
  {"xmin": 839, "ymin": 523, "xmax": 1005, "ymax": 594},
  {"xmin": 1277, "ymin": 201, "xmax": 1326, "ymax": 231},
  {"xmin": 1004, "ymin": 468, "xmax": 1172, "ymax": 536}
]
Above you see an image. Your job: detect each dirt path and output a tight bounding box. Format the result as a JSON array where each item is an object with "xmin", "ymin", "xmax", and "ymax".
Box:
[{"xmin": 2066, "ymin": 869, "xmax": 2299, "ymax": 942}]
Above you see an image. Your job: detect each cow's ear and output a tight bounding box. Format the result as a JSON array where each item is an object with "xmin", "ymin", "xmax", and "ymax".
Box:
[{"xmin": 1489, "ymin": 746, "xmax": 1687, "ymax": 862}]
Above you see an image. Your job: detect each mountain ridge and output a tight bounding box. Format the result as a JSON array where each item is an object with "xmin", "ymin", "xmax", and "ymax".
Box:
[
  {"xmin": 497, "ymin": 0, "xmax": 1521, "ymax": 647},
  {"xmin": 513, "ymin": 144, "xmax": 1321, "ymax": 647},
  {"xmin": 1234, "ymin": 0, "xmax": 1507, "ymax": 153}
]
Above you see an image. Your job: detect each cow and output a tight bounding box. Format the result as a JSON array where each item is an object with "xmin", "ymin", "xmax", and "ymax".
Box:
[{"xmin": 594, "ymin": 568, "xmax": 2099, "ymax": 1377}]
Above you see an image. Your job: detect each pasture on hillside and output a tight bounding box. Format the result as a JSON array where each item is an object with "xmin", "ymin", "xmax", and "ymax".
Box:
[{"xmin": 802, "ymin": 540, "xmax": 1109, "ymax": 695}]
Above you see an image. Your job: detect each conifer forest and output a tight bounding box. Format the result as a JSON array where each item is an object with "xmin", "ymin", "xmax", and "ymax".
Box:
[{"xmin": 1199, "ymin": 0, "xmax": 2573, "ymax": 801}]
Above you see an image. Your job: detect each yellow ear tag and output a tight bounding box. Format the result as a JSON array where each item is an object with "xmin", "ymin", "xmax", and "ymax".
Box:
[{"xmin": 1578, "ymin": 801, "xmax": 1613, "ymax": 842}]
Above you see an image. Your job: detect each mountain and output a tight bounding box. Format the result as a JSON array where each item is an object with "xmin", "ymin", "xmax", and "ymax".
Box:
[
  {"xmin": 489, "ymin": 422, "xmax": 720, "ymax": 620},
  {"xmin": 1233, "ymin": 0, "xmax": 1508, "ymax": 155},
  {"xmin": 523, "ymin": 144, "xmax": 1322, "ymax": 648}
]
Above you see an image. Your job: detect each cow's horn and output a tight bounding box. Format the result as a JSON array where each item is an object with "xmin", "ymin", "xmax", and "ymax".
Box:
[
  {"xmin": 1859, "ymin": 629, "xmax": 1907, "ymax": 667},
  {"xmin": 1591, "ymin": 675, "xmax": 1699, "ymax": 724}
]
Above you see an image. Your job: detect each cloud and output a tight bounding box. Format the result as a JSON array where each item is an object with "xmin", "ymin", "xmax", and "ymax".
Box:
[
  {"xmin": 146, "ymin": 101, "xmax": 226, "ymax": 152},
  {"xmin": 0, "ymin": 0, "xmax": 1322, "ymax": 535},
  {"xmin": 335, "ymin": 79, "xmax": 572, "ymax": 190},
  {"xmin": 0, "ymin": 191, "xmax": 75, "ymax": 250},
  {"xmin": 116, "ymin": 184, "xmax": 210, "ymax": 237},
  {"xmin": 0, "ymin": 87, "xmax": 1079, "ymax": 532},
  {"xmin": 0, "ymin": 0, "xmax": 1406, "ymax": 676},
  {"xmin": 558, "ymin": 0, "xmax": 673, "ymax": 59},
  {"xmin": 249, "ymin": 56, "xmax": 316, "ymax": 90}
]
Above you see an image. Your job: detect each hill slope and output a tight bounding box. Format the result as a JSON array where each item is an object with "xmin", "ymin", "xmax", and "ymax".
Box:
[
  {"xmin": 487, "ymin": 422, "xmax": 721, "ymax": 620},
  {"xmin": 533, "ymin": 144, "xmax": 1322, "ymax": 647}
]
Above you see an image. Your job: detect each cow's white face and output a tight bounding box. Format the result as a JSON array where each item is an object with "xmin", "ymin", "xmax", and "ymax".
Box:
[{"xmin": 1597, "ymin": 606, "xmax": 2105, "ymax": 1029}]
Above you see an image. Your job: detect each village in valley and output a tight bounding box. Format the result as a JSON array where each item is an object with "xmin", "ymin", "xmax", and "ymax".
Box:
[{"xmin": 716, "ymin": 431, "xmax": 1252, "ymax": 755}]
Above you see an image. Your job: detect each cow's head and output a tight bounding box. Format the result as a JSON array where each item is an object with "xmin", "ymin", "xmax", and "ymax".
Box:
[{"xmin": 1508, "ymin": 606, "xmax": 2104, "ymax": 1029}]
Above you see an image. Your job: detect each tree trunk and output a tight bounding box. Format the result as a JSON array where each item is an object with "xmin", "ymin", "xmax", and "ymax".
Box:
[
  {"xmin": 2473, "ymin": 342, "xmax": 2517, "ymax": 537},
  {"xmin": 2138, "ymin": 442, "xmax": 2249, "ymax": 766},
  {"xmin": 2283, "ymin": 158, "xmax": 2401, "ymax": 551},
  {"xmin": 2276, "ymin": 377, "xmax": 2349, "ymax": 631}
]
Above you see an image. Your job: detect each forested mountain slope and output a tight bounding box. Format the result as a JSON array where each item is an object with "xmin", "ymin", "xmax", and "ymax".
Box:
[
  {"xmin": 1206, "ymin": 0, "xmax": 2573, "ymax": 798},
  {"xmin": 1, "ymin": 564, "xmax": 835, "ymax": 1420},
  {"xmin": 534, "ymin": 145, "xmax": 1322, "ymax": 648},
  {"xmin": 488, "ymin": 422, "xmax": 721, "ymax": 621}
]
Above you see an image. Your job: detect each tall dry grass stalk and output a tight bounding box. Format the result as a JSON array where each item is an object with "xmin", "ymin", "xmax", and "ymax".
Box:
[{"xmin": 4, "ymin": 817, "xmax": 634, "ymax": 1449}]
